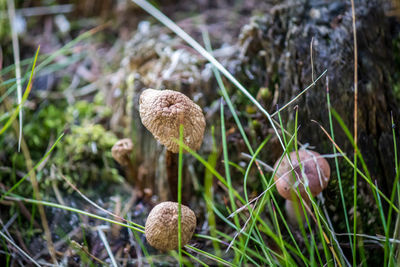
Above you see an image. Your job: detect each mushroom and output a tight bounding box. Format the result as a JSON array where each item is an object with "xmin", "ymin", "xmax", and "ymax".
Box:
[
  {"xmin": 273, "ymin": 149, "xmax": 330, "ymax": 201},
  {"xmin": 111, "ymin": 138, "xmax": 134, "ymax": 167},
  {"xmin": 111, "ymin": 138, "xmax": 143, "ymax": 196},
  {"xmin": 145, "ymin": 201, "xmax": 196, "ymax": 251},
  {"xmin": 139, "ymin": 89, "xmax": 206, "ymax": 153},
  {"xmin": 139, "ymin": 89, "xmax": 206, "ymax": 201}
]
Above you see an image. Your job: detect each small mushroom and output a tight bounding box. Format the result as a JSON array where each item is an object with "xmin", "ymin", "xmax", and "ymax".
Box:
[
  {"xmin": 145, "ymin": 201, "xmax": 196, "ymax": 251},
  {"xmin": 111, "ymin": 138, "xmax": 133, "ymax": 167},
  {"xmin": 274, "ymin": 149, "xmax": 330, "ymax": 200},
  {"xmin": 139, "ymin": 89, "xmax": 206, "ymax": 201},
  {"xmin": 112, "ymin": 138, "xmax": 143, "ymax": 196},
  {"xmin": 139, "ymin": 89, "xmax": 206, "ymax": 153}
]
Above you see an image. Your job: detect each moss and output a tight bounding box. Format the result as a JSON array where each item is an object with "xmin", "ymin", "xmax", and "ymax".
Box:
[
  {"xmin": 51, "ymin": 121, "xmax": 122, "ymax": 188},
  {"xmin": 0, "ymin": 92, "xmax": 122, "ymax": 191},
  {"xmin": 325, "ymin": 160, "xmax": 382, "ymax": 235}
]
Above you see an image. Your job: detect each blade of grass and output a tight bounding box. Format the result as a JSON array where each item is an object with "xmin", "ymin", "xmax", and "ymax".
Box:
[
  {"xmin": 173, "ymin": 138, "xmax": 245, "ymax": 204},
  {"xmin": 97, "ymin": 227, "xmax": 118, "ymax": 267},
  {"xmin": 325, "ymin": 77, "xmax": 353, "ymax": 256},
  {"xmin": 388, "ymin": 113, "xmax": 400, "ymax": 266},
  {"xmin": 203, "ymin": 126, "xmax": 221, "ymax": 256},
  {"xmin": 4, "ymin": 194, "xmax": 145, "ymax": 233},
  {"xmin": 0, "ymin": 46, "xmax": 39, "ymax": 135},
  {"xmin": 201, "ymin": 29, "xmax": 254, "ymax": 155},
  {"xmin": 7, "ymin": 0, "xmax": 22, "ymax": 151},
  {"xmin": 59, "ymin": 173, "xmax": 145, "ymax": 230},
  {"xmin": 185, "ymin": 244, "xmax": 236, "ymax": 267},
  {"xmin": 0, "ymin": 131, "xmax": 64, "ymax": 202},
  {"xmin": 312, "ymin": 120, "xmax": 398, "ymax": 213},
  {"xmin": 178, "ymin": 124, "xmax": 184, "ymax": 266},
  {"xmin": 205, "ymin": 195, "xmax": 273, "ymax": 264},
  {"xmin": 243, "ymin": 137, "xmax": 271, "ymax": 203},
  {"xmin": 182, "ymin": 250, "xmax": 208, "ymax": 267},
  {"xmin": 271, "ymin": 201, "xmax": 289, "ymax": 267},
  {"xmin": 131, "ymin": 226, "xmax": 153, "ymax": 266},
  {"xmin": 350, "ymin": 0, "xmax": 360, "ymax": 264},
  {"xmin": 270, "ymin": 69, "xmax": 327, "ymax": 118},
  {"xmin": 0, "ymin": 230, "xmax": 40, "ymax": 267},
  {"xmin": 220, "ymin": 98, "xmax": 244, "ymax": 263}
]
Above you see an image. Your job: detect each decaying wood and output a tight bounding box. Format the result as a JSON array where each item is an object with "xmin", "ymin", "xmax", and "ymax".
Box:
[{"xmin": 110, "ymin": 1, "xmax": 399, "ymax": 221}]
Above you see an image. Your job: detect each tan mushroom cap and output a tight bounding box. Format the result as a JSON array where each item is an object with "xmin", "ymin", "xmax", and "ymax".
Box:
[
  {"xmin": 139, "ymin": 89, "xmax": 206, "ymax": 153},
  {"xmin": 145, "ymin": 201, "xmax": 196, "ymax": 251},
  {"xmin": 273, "ymin": 149, "xmax": 330, "ymax": 200},
  {"xmin": 111, "ymin": 138, "xmax": 133, "ymax": 166}
]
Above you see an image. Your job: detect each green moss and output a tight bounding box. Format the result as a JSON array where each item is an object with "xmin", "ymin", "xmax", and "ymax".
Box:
[
  {"xmin": 0, "ymin": 92, "xmax": 122, "ymax": 191},
  {"xmin": 326, "ymin": 160, "xmax": 382, "ymax": 235}
]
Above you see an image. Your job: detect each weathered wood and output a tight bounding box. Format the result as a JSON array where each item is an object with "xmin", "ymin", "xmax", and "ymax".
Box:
[{"xmin": 236, "ymin": 0, "xmax": 399, "ymax": 198}]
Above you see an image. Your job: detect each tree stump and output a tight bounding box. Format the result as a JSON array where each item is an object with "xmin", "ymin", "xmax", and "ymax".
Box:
[{"xmin": 235, "ymin": 0, "xmax": 400, "ymax": 244}]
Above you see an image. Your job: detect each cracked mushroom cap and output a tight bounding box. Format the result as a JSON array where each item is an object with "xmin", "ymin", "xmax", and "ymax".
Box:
[
  {"xmin": 273, "ymin": 149, "xmax": 330, "ymax": 200},
  {"xmin": 145, "ymin": 201, "xmax": 196, "ymax": 251},
  {"xmin": 111, "ymin": 138, "xmax": 133, "ymax": 166},
  {"xmin": 139, "ymin": 89, "xmax": 206, "ymax": 153}
]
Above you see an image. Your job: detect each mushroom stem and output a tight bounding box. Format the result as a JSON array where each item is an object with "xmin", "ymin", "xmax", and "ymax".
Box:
[
  {"xmin": 166, "ymin": 150, "xmax": 178, "ymax": 202},
  {"xmin": 285, "ymin": 198, "xmax": 309, "ymax": 226},
  {"xmin": 111, "ymin": 139, "xmax": 144, "ymax": 198},
  {"xmin": 126, "ymin": 161, "xmax": 144, "ymax": 198}
]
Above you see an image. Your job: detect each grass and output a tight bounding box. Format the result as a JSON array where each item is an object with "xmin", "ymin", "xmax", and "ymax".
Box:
[{"xmin": 1, "ymin": 0, "xmax": 399, "ymax": 266}]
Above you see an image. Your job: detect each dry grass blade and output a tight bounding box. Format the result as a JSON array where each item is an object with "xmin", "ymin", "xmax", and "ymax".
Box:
[
  {"xmin": 59, "ymin": 173, "xmax": 144, "ymax": 229},
  {"xmin": 350, "ymin": 1, "xmax": 359, "ymax": 263},
  {"xmin": 350, "ymin": 0, "xmax": 358, "ymax": 154},
  {"xmin": 97, "ymin": 226, "xmax": 118, "ymax": 267},
  {"xmin": 0, "ymin": 230, "xmax": 41, "ymax": 267},
  {"xmin": 6, "ymin": 0, "xmax": 22, "ymax": 151}
]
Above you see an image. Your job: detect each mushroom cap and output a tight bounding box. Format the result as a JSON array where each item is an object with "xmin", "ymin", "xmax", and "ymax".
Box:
[
  {"xmin": 111, "ymin": 138, "xmax": 133, "ymax": 166},
  {"xmin": 139, "ymin": 89, "xmax": 206, "ymax": 153},
  {"xmin": 273, "ymin": 149, "xmax": 330, "ymax": 200},
  {"xmin": 145, "ymin": 201, "xmax": 196, "ymax": 251}
]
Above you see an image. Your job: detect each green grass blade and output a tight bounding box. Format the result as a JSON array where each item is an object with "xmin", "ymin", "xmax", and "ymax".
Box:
[
  {"xmin": 178, "ymin": 124, "xmax": 184, "ymax": 266},
  {"xmin": 317, "ymin": 115, "xmax": 398, "ymax": 213},
  {"xmin": 387, "ymin": 114, "xmax": 400, "ymax": 266},
  {"xmin": 325, "ymin": 78, "xmax": 353, "ymax": 256},
  {"xmin": 203, "ymin": 126, "xmax": 221, "ymax": 256},
  {"xmin": 0, "ymin": 46, "xmax": 39, "ymax": 135},
  {"xmin": 202, "ymin": 29, "xmax": 254, "ymax": 155},
  {"xmin": 0, "ymin": 132, "xmax": 64, "ymax": 201},
  {"xmin": 185, "ymin": 245, "xmax": 236, "ymax": 267},
  {"xmin": 4, "ymin": 195, "xmax": 145, "ymax": 233}
]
